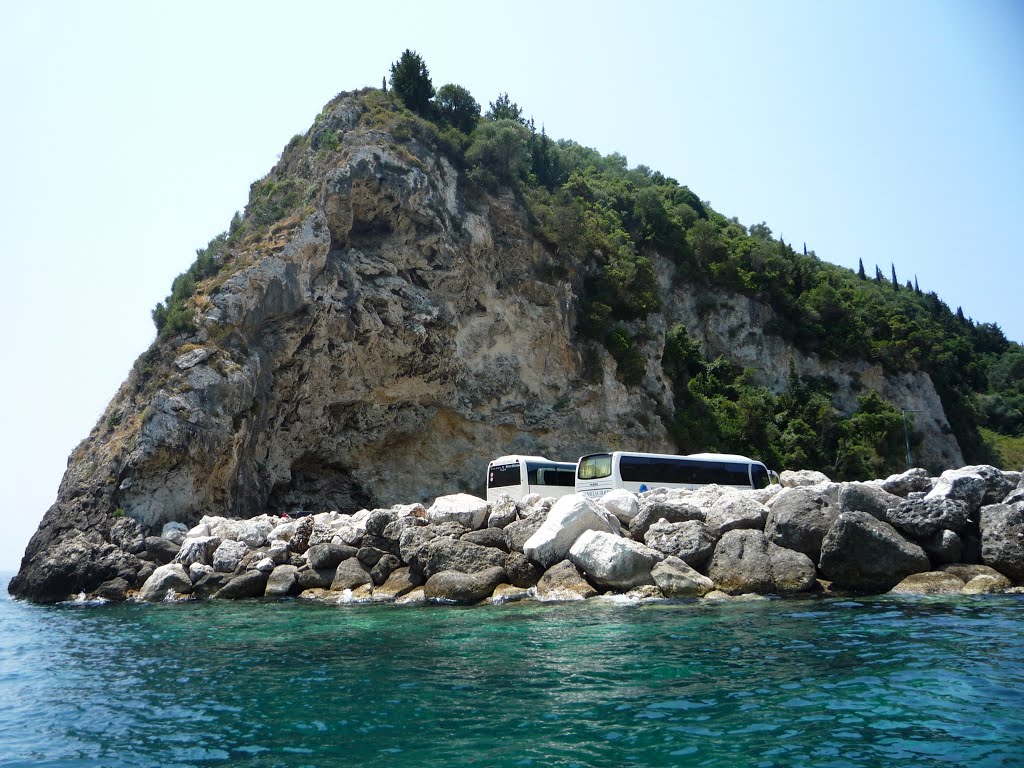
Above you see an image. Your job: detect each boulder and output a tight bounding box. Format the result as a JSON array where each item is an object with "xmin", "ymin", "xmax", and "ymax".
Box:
[
  {"xmin": 838, "ymin": 483, "xmax": 902, "ymax": 520},
  {"xmin": 423, "ymin": 566, "xmax": 507, "ymax": 605},
  {"xmin": 173, "ymin": 536, "xmax": 221, "ymax": 569},
  {"xmin": 427, "ymin": 494, "xmax": 491, "ymax": 530},
  {"xmin": 962, "ymin": 574, "xmax": 1013, "ymax": 594},
  {"xmin": 708, "ymin": 530, "xmax": 817, "ymax": 595},
  {"xmin": 889, "ymin": 571, "xmax": 966, "ymax": 595},
  {"xmin": 629, "ymin": 499, "xmax": 704, "ymax": 540},
  {"xmin": 490, "ymin": 584, "xmax": 533, "ymax": 604},
  {"xmin": 461, "ymin": 528, "xmax": 509, "ymax": 552},
  {"xmin": 305, "ymin": 542, "xmax": 356, "ymax": 570},
  {"xmin": 925, "ymin": 469, "xmax": 987, "ymax": 515},
  {"xmin": 487, "ymin": 495, "xmax": 520, "ymax": 529},
  {"xmin": 373, "ymin": 567, "xmax": 419, "ymax": 601},
  {"xmin": 144, "ymin": 536, "xmax": 180, "ymax": 565},
  {"xmin": 236, "ymin": 521, "xmax": 271, "ymax": 548},
  {"xmin": 818, "ymin": 511, "xmax": 930, "ymax": 592},
  {"xmin": 399, "ymin": 526, "xmax": 438, "ymax": 564},
  {"xmin": 191, "ymin": 571, "xmax": 232, "ymax": 598},
  {"xmin": 643, "ymin": 520, "xmax": 718, "ymax": 571},
  {"xmin": 536, "ymin": 560, "xmax": 598, "ymax": 600},
  {"xmin": 779, "ymin": 469, "xmax": 831, "ymax": 488},
  {"xmin": 524, "ymin": 495, "xmax": 620, "ymax": 568},
  {"xmin": 370, "ymin": 554, "xmax": 402, "ymax": 586},
  {"xmin": 600, "ymin": 489, "xmax": 640, "ymax": 524},
  {"xmin": 264, "ymin": 565, "xmax": 299, "ymax": 597},
  {"xmin": 410, "ymin": 538, "xmax": 508, "ymax": 581},
  {"xmin": 138, "ymin": 563, "xmax": 193, "ymax": 601},
  {"xmin": 330, "ymin": 559, "xmax": 373, "ymax": 591},
  {"xmin": 94, "ymin": 577, "xmax": 131, "ymax": 602},
  {"xmin": 502, "ymin": 515, "xmax": 546, "ymax": 553},
  {"xmin": 959, "ymin": 465, "xmax": 1018, "ymax": 504},
  {"xmin": 763, "ymin": 488, "xmax": 837, "ymax": 564},
  {"xmin": 919, "ymin": 529, "xmax": 963, "ymax": 565},
  {"xmin": 887, "ymin": 498, "xmax": 970, "ymax": 540},
  {"xmin": 979, "ymin": 503, "xmax": 1024, "ymax": 582},
  {"xmin": 504, "ymin": 551, "xmax": 544, "ymax": 588},
  {"xmin": 568, "ymin": 530, "xmax": 663, "ymax": 590},
  {"xmin": 161, "ymin": 521, "xmax": 189, "ymax": 546},
  {"xmin": 356, "ymin": 546, "xmax": 386, "ymax": 567},
  {"xmin": 296, "ymin": 567, "xmax": 337, "ymax": 592},
  {"xmin": 215, "ymin": 570, "xmax": 268, "ymax": 599},
  {"xmin": 212, "ymin": 540, "xmax": 249, "ymax": 573},
  {"xmin": 287, "ymin": 517, "xmax": 315, "ymax": 554},
  {"xmin": 704, "ymin": 494, "xmax": 767, "ymax": 536},
  {"xmin": 880, "ymin": 468, "xmax": 933, "ymax": 497},
  {"xmin": 940, "ymin": 563, "xmax": 1010, "ymax": 582},
  {"xmin": 651, "ymin": 556, "xmax": 715, "ymax": 598},
  {"xmin": 188, "ymin": 563, "xmax": 213, "ymax": 582}
]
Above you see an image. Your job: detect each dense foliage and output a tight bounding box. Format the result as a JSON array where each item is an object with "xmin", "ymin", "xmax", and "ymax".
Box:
[{"xmin": 149, "ymin": 55, "xmax": 1022, "ymax": 475}]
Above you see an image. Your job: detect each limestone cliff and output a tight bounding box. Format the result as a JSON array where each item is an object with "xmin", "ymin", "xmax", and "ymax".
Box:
[{"xmin": 10, "ymin": 89, "xmax": 962, "ymax": 602}]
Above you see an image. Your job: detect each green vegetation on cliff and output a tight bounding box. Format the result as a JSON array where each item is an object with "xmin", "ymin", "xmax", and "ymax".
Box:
[{"xmin": 149, "ymin": 53, "xmax": 1023, "ymax": 476}]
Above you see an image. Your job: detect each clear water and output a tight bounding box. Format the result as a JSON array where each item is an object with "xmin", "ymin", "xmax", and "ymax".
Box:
[{"xmin": 2, "ymin": 574, "xmax": 1022, "ymax": 768}]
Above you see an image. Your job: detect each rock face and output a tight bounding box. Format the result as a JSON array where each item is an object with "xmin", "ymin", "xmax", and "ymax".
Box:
[{"xmin": 6, "ymin": 89, "xmax": 970, "ymax": 602}]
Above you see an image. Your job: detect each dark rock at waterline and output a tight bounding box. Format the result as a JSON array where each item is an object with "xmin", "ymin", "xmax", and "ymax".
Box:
[
  {"xmin": 409, "ymin": 538, "xmax": 507, "ymax": 581},
  {"xmin": 504, "ymin": 551, "xmax": 543, "ymax": 588},
  {"xmin": 265, "ymin": 565, "xmax": 300, "ymax": 597},
  {"xmin": 94, "ymin": 577, "xmax": 131, "ymax": 602},
  {"xmin": 192, "ymin": 571, "xmax": 233, "ymax": 598},
  {"xmin": 708, "ymin": 529, "xmax": 817, "ymax": 595},
  {"xmin": 9, "ymin": 531, "xmax": 138, "ymax": 604},
  {"xmin": 536, "ymin": 560, "xmax": 597, "ymax": 600},
  {"xmin": 423, "ymin": 566, "xmax": 507, "ymax": 605},
  {"xmin": 215, "ymin": 570, "xmax": 269, "ymax": 599},
  {"xmin": 370, "ymin": 554, "xmax": 402, "ymax": 586},
  {"xmin": 818, "ymin": 511, "xmax": 930, "ymax": 592},
  {"xmin": 296, "ymin": 566, "xmax": 337, "ymax": 592},
  {"xmin": 331, "ymin": 559, "xmax": 373, "ymax": 591}
]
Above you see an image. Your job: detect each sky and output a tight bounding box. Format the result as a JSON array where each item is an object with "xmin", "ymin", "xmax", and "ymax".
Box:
[{"xmin": 0, "ymin": 0, "xmax": 1021, "ymax": 572}]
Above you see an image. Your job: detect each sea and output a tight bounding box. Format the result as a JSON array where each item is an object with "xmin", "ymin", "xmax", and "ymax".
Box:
[{"xmin": 1, "ymin": 573, "xmax": 1022, "ymax": 768}]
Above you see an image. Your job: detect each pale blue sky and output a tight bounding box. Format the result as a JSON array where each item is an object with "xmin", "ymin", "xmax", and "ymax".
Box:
[{"xmin": 1, "ymin": 0, "xmax": 1021, "ymax": 571}]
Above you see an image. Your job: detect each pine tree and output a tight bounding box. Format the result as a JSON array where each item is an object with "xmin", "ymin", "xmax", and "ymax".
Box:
[{"xmin": 389, "ymin": 50, "xmax": 434, "ymax": 116}]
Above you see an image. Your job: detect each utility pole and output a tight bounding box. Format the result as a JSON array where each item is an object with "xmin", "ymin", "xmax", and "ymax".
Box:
[{"xmin": 902, "ymin": 409, "xmax": 924, "ymax": 469}]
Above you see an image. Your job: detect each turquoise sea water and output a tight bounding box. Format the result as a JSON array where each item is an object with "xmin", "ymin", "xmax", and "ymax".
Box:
[{"xmin": 1, "ymin": 574, "xmax": 1022, "ymax": 768}]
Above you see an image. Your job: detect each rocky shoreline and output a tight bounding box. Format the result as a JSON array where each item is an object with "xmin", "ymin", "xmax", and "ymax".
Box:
[{"xmin": 12, "ymin": 465, "xmax": 1024, "ymax": 605}]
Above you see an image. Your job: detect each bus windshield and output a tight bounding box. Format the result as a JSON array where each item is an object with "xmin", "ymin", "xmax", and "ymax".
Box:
[{"xmin": 578, "ymin": 454, "xmax": 612, "ymax": 480}]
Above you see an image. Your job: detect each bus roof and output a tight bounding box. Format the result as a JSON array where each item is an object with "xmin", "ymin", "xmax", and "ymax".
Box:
[{"xmin": 488, "ymin": 455, "xmax": 576, "ymax": 467}]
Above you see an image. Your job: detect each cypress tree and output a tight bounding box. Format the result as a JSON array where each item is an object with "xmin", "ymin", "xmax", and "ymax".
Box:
[
  {"xmin": 858, "ymin": 258, "xmax": 866, "ymax": 279},
  {"xmin": 891, "ymin": 263, "xmax": 899, "ymax": 290}
]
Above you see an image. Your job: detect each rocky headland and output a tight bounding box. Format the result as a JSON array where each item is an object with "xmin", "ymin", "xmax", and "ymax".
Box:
[
  {"xmin": 34, "ymin": 464, "xmax": 1024, "ymax": 606},
  {"xmin": 8, "ymin": 88, "xmax": 1012, "ymax": 604}
]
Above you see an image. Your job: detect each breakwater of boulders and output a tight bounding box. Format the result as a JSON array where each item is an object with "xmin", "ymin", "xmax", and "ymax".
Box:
[{"xmin": 86, "ymin": 465, "xmax": 1024, "ymax": 605}]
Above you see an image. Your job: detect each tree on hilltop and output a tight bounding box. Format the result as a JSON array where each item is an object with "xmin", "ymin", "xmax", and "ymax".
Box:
[
  {"xmin": 389, "ymin": 50, "xmax": 434, "ymax": 116},
  {"xmin": 436, "ymin": 84, "xmax": 481, "ymax": 133},
  {"xmin": 486, "ymin": 92, "xmax": 525, "ymax": 124}
]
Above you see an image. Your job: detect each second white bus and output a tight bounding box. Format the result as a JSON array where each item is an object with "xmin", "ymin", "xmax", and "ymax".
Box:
[
  {"xmin": 575, "ymin": 451, "xmax": 773, "ymax": 498},
  {"xmin": 486, "ymin": 455, "xmax": 578, "ymax": 502}
]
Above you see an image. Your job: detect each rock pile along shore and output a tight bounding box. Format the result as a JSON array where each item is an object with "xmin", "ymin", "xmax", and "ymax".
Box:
[{"xmin": 31, "ymin": 465, "xmax": 1024, "ymax": 605}]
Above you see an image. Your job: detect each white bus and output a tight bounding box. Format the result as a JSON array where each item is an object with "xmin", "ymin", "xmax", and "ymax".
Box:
[
  {"xmin": 575, "ymin": 451, "xmax": 773, "ymax": 498},
  {"xmin": 486, "ymin": 455, "xmax": 578, "ymax": 502}
]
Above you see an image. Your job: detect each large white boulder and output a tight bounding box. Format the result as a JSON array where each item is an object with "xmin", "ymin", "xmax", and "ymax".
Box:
[
  {"xmin": 212, "ymin": 539, "xmax": 249, "ymax": 573},
  {"xmin": 569, "ymin": 530, "xmax": 663, "ymax": 590},
  {"xmin": 427, "ymin": 493, "xmax": 491, "ymax": 530},
  {"xmin": 779, "ymin": 469, "xmax": 832, "ymax": 488},
  {"xmin": 173, "ymin": 536, "xmax": 221, "ymax": 568},
  {"xmin": 524, "ymin": 494, "xmax": 620, "ymax": 569},
  {"xmin": 600, "ymin": 489, "xmax": 640, "ymax": 524}
]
